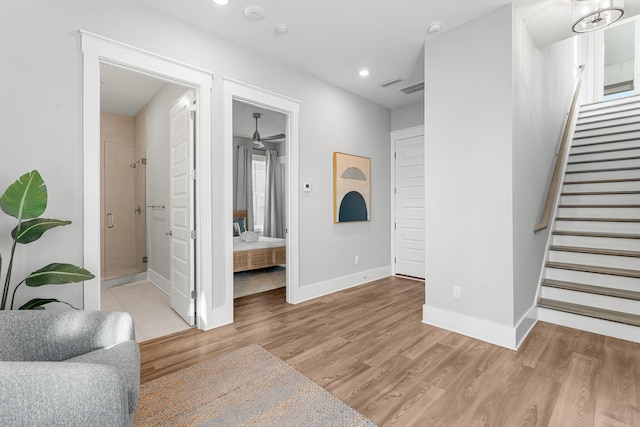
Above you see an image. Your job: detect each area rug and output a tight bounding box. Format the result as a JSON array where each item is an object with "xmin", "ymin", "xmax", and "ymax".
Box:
[{"xmin": 134, "ymin": 344, "xmax": 376, "ymax": 426}]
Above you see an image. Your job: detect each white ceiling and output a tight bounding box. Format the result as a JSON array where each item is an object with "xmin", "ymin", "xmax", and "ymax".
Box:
[
  {"xmin": 100, "ymin": 63, "xmax": 168, "ymax": 116},
  {"xmin": 111, "ymin": 0, "xmax": 640, "ymax": 112}
]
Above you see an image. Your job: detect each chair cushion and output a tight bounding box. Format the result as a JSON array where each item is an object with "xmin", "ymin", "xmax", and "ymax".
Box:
[{"xmin": 67, "ymin": 340, "xmax": 140, "ymax": 414}]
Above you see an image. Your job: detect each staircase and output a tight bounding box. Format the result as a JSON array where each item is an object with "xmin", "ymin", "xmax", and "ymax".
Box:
[{"xmin": 538, "ymin": 95, "xmax": 640, "ymax": 343}]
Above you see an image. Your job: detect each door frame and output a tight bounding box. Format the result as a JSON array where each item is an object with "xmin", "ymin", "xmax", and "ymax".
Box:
[
  {"xmin": 223, "ymin": 78, "xmax": 300, "ymax": 311},
  {"xmin": 390, "ymin": 125, "xmax": 424, "ymax": 276},
  {"xmin": 81, "ymin": 31, "xmax": 213, "ymax": 329}
]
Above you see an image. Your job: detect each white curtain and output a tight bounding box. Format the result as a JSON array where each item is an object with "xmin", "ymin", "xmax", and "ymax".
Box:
[
  {"xmin": 234, "ymin": 145, "xmax": 253, "ymax": 231},
  {"xmin": 263, "ymin": 149, "xmax": 285, "ymax": 238}
]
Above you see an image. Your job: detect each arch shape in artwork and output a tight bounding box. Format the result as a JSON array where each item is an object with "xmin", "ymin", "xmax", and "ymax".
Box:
[{"xmin": 339, "ymin": 191, "xmax": 368, "ymax": 222}]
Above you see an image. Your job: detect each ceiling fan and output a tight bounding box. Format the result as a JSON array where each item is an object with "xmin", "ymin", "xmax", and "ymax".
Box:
[{"xmin": 252, "ymin": 113, "xmax": 285, "ymax": 147}]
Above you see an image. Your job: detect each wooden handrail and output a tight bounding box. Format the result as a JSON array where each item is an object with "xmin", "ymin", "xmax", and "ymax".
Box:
[{"xmin": 534, "ymin": 65, "xmax": 586, "ymax": 232}]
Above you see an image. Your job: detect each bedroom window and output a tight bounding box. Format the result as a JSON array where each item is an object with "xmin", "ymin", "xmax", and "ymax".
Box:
[{"xmin": 252, "ymin": 154, "xmax": 266, "ymax": 234}]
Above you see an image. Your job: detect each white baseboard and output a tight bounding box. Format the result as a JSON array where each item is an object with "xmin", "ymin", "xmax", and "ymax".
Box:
[
  {"xmin": 147, "ymin": 269, "xmax": 170, "ymax": 295},
  {"xmin": 423, "ymin": 304, "xmax": 538, "ymax": 351},
  {"xmin": 101, "ymin": 272, "xmax": 147, "ymax": 288},
  {"xmin": 293, "ymin": 266, "xmax": 392, "ymax": 304}
]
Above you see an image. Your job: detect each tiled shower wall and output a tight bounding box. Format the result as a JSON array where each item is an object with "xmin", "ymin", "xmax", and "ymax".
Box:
[{"xmin": 101, "ymin": 111, "xmax": 147, "ymax": 281}]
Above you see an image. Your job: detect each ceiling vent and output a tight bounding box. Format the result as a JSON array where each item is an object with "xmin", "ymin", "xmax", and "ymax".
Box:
[
  {"xmin": 399, "ymin": 81, "xmax": 424, "ymax": 95},
  {"xmin": 378, "ymin": 76, "xmax": 403, "ymax": 88}
]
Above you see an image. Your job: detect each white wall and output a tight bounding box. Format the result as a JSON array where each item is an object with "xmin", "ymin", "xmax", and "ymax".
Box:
[
  {"xmin": 424, "ymin": 5, "xmax": 515, "ymax": 336},
  {"xmin": 391, "ymin": 102, "xmax": 424, "ymax": 131},
  {"xmin": 145, "ymin": 84, "xmax": 188, "ymax": 293},
  {"xmin": 423, "ymin": 5, "xmax": 578, "ymax": 349},
  {"xmin": 512, "ymin": 10, "xmax": 577, "ymax": 333},
  {"xmin": 0, "ymin": 0, "xmax": 391, "ymax": 310}
]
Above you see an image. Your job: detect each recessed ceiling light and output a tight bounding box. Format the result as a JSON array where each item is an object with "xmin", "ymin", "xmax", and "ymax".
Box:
[
  {"xmin": 244, "ymin": 5, "xmax": 266, "ymax": 21},
  {"xmin": 359, "ymin": 69, "xmax": 370, "ymax": 77},
  {"xmin": 212, "ymin": 0, "xmax": 229, "ymax": 5}
]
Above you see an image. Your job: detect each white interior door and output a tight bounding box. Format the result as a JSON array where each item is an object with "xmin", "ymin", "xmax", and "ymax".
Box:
[
  {"xmin": 169, "ymin": 92, "xmax": 195, "ymax": 325},
  {"xmin": 394, "ymin": 135, "xmax": 425, "ymax": 279}
]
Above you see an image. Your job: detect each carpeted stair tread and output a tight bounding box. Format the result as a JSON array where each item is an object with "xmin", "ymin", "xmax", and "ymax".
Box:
[
  {"xmin": 538, "ymin": 298, "xmax": 640, "ymax": 327},
  {"xmin": 555, "ymin": 217, "xmax": 640, "ymax": 223},
  {"xmin": 565, "ymin": 166, "xmax": 640, "ymax": 174},
  {"xmin": 542, "ymin": 279, "xmax": 640, "ymax": 301},
  {"xmin": 561, "ymin": 190, "xmax": 640, "ymax": 195},
  {"xmin": 563, "ymin": 177, "xmax": 640, "ymax": 185},
  {"xmin": 570, "ymin": 146, "xmax": 640, "ymax": 156},
  {"xmin": 545, "ymin": 261, "xmax": 640, "ymax": 278},
  {"xmin": 553, "ymin": 230, "xmax": 640, "ymax": 239},
  {"xmin": 549, "ymin": 245, "xmax": 640, "ymax": 258},
  {"xmin": 559, "ymin": 204, "xmax": 640, "ymax": 208},
  {"xmin": 568, "ymin": 155, "xmax": 640, "ymax": 165}
]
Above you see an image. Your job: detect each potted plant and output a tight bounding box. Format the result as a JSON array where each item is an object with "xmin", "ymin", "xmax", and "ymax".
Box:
[{"xmin": 0, "ymin": 170, "xmax": 94, "ymax": 310}]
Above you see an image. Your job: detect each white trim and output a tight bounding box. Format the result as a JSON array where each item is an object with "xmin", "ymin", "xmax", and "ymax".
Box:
[
  {"xmin": 389, "ymin": 125, "xmax": 424, "ymax": 276},
  {"xmin": 423, "ymin": 305, "xmax": 521, "ymax": 350},
  {"xmin": 101, "ymin": 272, "xmax": 147, "ymax": 289},
  {"xmin": 515, "ymin": 304, "xmax": 538, "ymax": 349},
  {"xmin": 295, "ymin": 266, "xmax": 392, "ymax": 304},
  {"xmin": 223, "ymin": 78, "xmax": 301, "ymax": 319},
  {"xmin": 81, "ymin": 32, "xmax": 214, "ymax": 331},
  {"xmin": 147, "ymin": 269, "xmax": 170, "ymax": 295}
]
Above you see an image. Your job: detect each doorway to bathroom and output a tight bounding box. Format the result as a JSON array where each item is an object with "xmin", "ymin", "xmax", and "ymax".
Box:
[{"xmin": 99, "ymin": 63, "xmax": 193, "ymax": 342}]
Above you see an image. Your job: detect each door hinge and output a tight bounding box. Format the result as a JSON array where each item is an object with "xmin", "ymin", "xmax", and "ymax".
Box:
[
  {"xmin": 191, "ymin": 289, "xmax": 197, "ymax": 299},
  {"xmin": 191, "ymin": 230, "xmax": 196, "ymax": 240},
  {"xmin": 394, "ymin": 187, "xmax": 396, "ymax": 194},
  {"xmin": 394, "ymin": 257, "xmax": 396, "ymax": 264},
  {"xmin": 190, "ymin": 110, "xmax": 195, "ymax": 120},
  {"xmin": 190, "ymin": 170, "xmax": 196, "ymax": 180},
  {"xmin": 394, "ymin": 152, "xmax": 397, "ymax": 159},
  {"xmin": 394, "ymin": 222, "xmax": 396, "ymax": 229}
]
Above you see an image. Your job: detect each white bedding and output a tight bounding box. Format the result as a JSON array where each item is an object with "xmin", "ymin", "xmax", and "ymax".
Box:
[{"xmin": 233, "ymin": 236, "xmax": 286, "ymax": 252}]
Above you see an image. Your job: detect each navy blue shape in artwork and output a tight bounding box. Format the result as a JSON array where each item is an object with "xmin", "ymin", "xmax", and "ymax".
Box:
[{"xmin": 339, "ymin": 191, "xmax": 368, "ymax": 222}]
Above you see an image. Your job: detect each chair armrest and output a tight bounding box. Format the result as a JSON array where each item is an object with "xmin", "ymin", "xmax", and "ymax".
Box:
[
  {"xmin": 0, "ymin": 311, "xmax": 135, "ymax": 361},
  {"xmin": 0, "ymin": 361, "xmax": 131, "ymax": 426}
]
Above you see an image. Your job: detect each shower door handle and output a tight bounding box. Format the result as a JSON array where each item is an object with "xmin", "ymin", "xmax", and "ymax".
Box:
[{"xmin": 107, "ymin": 213, "xmax": 114, "ymax": 228}]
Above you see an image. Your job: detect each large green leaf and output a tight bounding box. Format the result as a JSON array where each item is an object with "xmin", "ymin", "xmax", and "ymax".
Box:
[
  {"xmin": 25, "ymin": 263, "xmax": 95, "ymax": 287},
  {"xmin": 0, "ymin": 170, "xmax": 47, "ymax": 220},
  {"xmin": 18, "ymin": 298, "xmax": 59, "ymax": 310},
  {"xmin": 12, "ymin": 218, "xmax": 71, "ymax": 244}
]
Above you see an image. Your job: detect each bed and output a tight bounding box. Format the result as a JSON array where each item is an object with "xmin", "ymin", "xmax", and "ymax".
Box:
[{"xmin": 233, "ymin": 210, "xmax": 286, "ymax": 272}]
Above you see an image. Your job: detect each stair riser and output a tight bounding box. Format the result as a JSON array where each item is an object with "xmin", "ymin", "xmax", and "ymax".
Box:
[
  {"xmin": 561, "ymin": 194, "xmax": 640, "ymax": 205},
  {"xmin": 565, "ymin": 169, "xmax": 640, "ymax": 181},
  {"xmin": 580, "ymin": 98, "xmax": 640, "ymax": 113},
  {"xmin": 572, "ymin": 130, "xmax": 640, "ymax": 145},
  {"xmin": 563, "ymin": 181, "xmax": 640, "ymax": 192},
  {"xmin": 558, "ymin": 206, "xmax": 640, "ymax": 218},
  {"xmin": 555, "ymin": 220, "xmax": 640, "ymax": 234},
  {"xmin": 569, "ymin": 148, "xmax": 640, "ymax": 162},
  {"xmin": 571, "ymin": 139, "xmax": 640, "ymax": 154},
  {"xmin": 553, "ymin": 234, "xmax": 640, "ymax": 251},
  {"xmin": 548, "ymin": 250, "xmax": 640, "ymax": 270},
  {"xmin": 574, "ymin": 123, "xmax": 640, "ymax": 139},
  {"xmin": 538, "ymin": 307, "xmax": 640, "ymax": 343},
  {"xmin": 541, "ymin": 286, "xmax": 640, "ymax": 315},
  {"xmin": 576, "ymin": 115, "xmax": 640, "ymax": 130},
  {"xmin": 566, "ymin": 159, "xmax": 640, "ymax": 172},
  {"xmin": 545, "ymin": 267, "xmax": 640, "ymax": 291}
]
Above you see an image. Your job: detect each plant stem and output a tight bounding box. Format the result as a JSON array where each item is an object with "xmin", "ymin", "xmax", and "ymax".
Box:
[
  {"xmin": 10, "ymin": 280, "xmax": 25, "ymax": 310},
  {"xmin": 0, "ymin": 239, "xmax": 17, "ymax": 310}
]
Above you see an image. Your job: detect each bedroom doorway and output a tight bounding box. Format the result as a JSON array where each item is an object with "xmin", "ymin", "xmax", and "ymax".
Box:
[
  {"xmin": 97, "ymin": 63, "xmax": 195, "ymax": 341},
  {"xmin": 232, "ymin": 101, "xmax": 288, "ymax": 299}
]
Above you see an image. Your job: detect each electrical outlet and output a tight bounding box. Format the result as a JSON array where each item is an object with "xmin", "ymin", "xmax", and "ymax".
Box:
[
  {"xmin": 355, "ymin": 255, "xmax": 359, "ymax": 265},
  {"xmin": 453, "ymin": 285, "xmax": 462, "ymax": 299}
]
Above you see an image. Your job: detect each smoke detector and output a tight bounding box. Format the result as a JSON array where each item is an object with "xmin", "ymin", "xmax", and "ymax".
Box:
[
  {"xmin": 275, "ymin": 24, "xmax": 289, "ymax": 35},
  {"xmin": 427, "ymin": 21, "xmax": 443, "ymax": 35}
]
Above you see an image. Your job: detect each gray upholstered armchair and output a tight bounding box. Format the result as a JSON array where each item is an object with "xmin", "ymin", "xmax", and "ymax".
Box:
[{"xmin": 0, "ymin": 311, "xmax": 140, "ymax": 427}]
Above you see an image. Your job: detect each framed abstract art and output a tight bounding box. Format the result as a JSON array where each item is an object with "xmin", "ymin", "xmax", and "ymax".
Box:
[{"xmin": 333, "ymin": 152, "xmax": 371, "ymax": 223}]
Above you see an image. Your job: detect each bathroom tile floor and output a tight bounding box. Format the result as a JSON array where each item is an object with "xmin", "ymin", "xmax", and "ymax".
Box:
[
  {"xmin": 101, "ymin": 280, "xmax": 192, "ymax": 343},
  {"xmin": 102, "ymin": 268, "xmax": 286, "ymax": 342}
]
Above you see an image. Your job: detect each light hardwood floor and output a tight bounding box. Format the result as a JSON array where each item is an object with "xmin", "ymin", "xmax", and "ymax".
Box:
[{"xmin": 139, "ymin": 276, "xmax": 640, "ymax": 426}]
